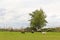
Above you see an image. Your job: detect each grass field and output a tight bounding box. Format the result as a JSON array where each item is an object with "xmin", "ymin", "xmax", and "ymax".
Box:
[{"xmin": 0, "ymin": 32, "xmax": 60, "ymax": 40}]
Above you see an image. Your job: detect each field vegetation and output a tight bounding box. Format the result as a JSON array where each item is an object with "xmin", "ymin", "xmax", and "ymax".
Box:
[{"xmin": 0, "ymin": 32, "xmax": 60, "ymax": 40}]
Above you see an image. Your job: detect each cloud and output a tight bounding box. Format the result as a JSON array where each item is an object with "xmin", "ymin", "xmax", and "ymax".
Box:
[{"xmin": 0, "ymin": 0, "xmax": 60, "ymax": 28}]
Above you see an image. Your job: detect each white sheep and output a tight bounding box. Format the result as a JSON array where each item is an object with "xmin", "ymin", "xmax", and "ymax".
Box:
[{"xmin": 42, "ymin": 32, "xmax": 46, "ymax": 35}]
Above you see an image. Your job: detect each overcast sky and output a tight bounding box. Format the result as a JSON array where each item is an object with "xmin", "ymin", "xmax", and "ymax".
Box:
[{"xmin": 0, "ymin": 0, "xmax": 60, "ymax": 28}]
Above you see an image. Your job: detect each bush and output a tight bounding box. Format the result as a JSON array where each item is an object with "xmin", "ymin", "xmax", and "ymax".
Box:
[
  {"xmin": 21, "ymin": 29, "xmax": 25, "ymax": 33},
  {"xmin": 21, "ymin": 31, "xmax": 25, "ymax": 33}
]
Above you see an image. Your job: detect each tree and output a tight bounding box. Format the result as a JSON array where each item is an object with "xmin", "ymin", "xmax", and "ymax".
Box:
[{"xmin": 29, "ymin": 9, "xmax": 47, "ymax": 31}]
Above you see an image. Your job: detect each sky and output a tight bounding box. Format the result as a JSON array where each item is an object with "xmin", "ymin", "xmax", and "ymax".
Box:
[{"xmin": 0, "ymin": 0, "xmax": 60, "ymax": 28}]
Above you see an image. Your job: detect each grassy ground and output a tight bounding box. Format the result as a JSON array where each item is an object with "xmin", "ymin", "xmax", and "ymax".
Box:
[{"xmin": 0, "ymin": 32, "xmax": 60, "ymax": 40}]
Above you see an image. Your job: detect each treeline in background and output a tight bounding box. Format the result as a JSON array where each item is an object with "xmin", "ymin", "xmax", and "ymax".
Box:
[{"xmin": 0, "ymin": 27, "xmax": 60, "ymax": 32}]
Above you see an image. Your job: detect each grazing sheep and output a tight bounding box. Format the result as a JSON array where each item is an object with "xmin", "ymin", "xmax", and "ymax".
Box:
[
  {"xmin": 42, "ymin": 32, "xmax": 46, "ymax": 35},
  {"xmin": 31, "ymin": 30, "xmax": 34, "ymax": 33}
]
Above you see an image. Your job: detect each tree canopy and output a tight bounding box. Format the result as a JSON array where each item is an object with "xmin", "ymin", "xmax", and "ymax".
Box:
[{"xmin": 29, "ymin": 9, "xmax": 47, "ymax": 30}]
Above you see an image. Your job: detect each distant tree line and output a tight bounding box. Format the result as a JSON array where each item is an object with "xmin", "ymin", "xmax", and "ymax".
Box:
[
  {"xmin": 25, "ymin": 27, "xmax": 60, "ymax": 32},
  {"xmin": 0, "ymin": 27, "xmax": 60, "ymax": 32}
]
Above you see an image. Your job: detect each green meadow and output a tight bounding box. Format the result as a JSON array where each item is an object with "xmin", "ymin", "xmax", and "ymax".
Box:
[{"xmin": 0, "ymin": 32, "xmax": 60, "ymax": 40}]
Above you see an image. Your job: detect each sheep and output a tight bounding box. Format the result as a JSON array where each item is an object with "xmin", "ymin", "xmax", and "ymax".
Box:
[
  {"xmin": 31, "ymin": 30, "xmax": 34, "ymax": 33},
  {"xmin": 42, "ymin": 32, "xmax": 46, "ymax": 35}
]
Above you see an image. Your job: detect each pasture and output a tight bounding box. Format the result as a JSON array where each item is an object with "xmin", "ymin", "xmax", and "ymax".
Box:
[{"xmin": 0, "ymin": 32, "xmax": 60, "ymax": 40}]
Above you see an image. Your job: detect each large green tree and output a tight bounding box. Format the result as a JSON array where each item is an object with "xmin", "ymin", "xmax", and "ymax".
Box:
[{"xmin": 29, "ymin": 9, "xmax": 47, "ymax": 31}]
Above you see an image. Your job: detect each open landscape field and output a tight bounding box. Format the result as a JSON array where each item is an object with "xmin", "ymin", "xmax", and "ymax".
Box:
[{"xmin": 0, "ymin": 32, "xmax": 60, "ymax": 40}]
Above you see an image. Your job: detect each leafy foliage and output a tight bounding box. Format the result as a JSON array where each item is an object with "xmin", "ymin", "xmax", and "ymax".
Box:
[{"xmin": 29, "ymin": 9, "xmax": 47, "ymax": 30}]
